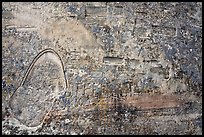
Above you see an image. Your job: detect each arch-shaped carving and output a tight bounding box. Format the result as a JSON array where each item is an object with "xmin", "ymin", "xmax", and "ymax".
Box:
[
  {"xmin": 9, "ymin": 48, "xmax": 68, "ymax": 127},
  {"xmin": 11, "ymin": 48, "xmax": 67, "ymax": 96},
  {"xmin": 23, "ymin": 48, "xmax": 67, "ymax": 88}
]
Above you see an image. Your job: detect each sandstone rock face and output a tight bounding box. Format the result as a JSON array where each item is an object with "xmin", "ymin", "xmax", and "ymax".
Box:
[{"xmin": 2, "ymin": 2, "xmax": 202, "ymax": 135}]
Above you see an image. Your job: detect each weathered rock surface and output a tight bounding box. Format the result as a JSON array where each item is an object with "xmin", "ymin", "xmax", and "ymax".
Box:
[{"xmin": 2, "ymin": 2, "xmax": 202, "ymax": 135}]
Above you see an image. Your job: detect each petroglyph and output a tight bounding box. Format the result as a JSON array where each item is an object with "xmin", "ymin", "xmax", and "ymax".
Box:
[
  {"xmin": 9, "ymin": 48, "xmax": 67, "ymax": 127},
  {"xmin": 2, "ymin": 2, "xmax": 202, "ymax": 135}
]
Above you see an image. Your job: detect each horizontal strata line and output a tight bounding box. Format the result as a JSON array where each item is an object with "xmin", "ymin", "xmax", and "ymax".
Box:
[
  {"xmin": 103, "ymin": 57, "xmax": 124, "ymax": 65},
  {"xmin": 85, "ymin": 15, "xmax": 125, "ymax": 18},
  {"xmin": 85, "ymin": 14, "xmax": 107, "ymax": 18},
  {"xmin": 5, "ymin": 26, "xmax": 37, "ymax": 32},
  {"xmin": 5, "ymin": 25, "xmax": 36, "ymax": 28},
  {"xmin": 86, "ymin": 6, "xmax": 107, "ymax": 8},
  {"xmin": 74, "ymin": 106, "xmax": 201, "ymax": 119},
  {"xmin": 143, "ymin": 59, "xmax": 158, "ymax": 62},
  {"xmin": 32, "ymin": 7, "xmax": 42, "ymax": 9}
]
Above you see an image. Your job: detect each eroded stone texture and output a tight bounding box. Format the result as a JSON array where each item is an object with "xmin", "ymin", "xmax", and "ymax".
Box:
[
  {"xmin": 2, "ymin": 2, "xmax": 202, "ymax": 135},
  {"xmin": 9, "ymin": 51, "xmax": 67, "ymax": 127}
]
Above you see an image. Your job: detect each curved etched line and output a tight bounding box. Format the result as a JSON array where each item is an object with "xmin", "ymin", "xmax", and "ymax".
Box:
[
  {"xmin": 9, "ymin": 48, "xmax": 68, "ymax": 101},
  {"xmin": 8, "ymin": 48, "xmax": 68, "ymax": 127}
]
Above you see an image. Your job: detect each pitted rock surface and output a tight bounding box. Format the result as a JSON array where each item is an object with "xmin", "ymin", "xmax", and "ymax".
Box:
[{"xmin": 2, "ymin": 2, "xmax": 202, "ymax": 135}]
